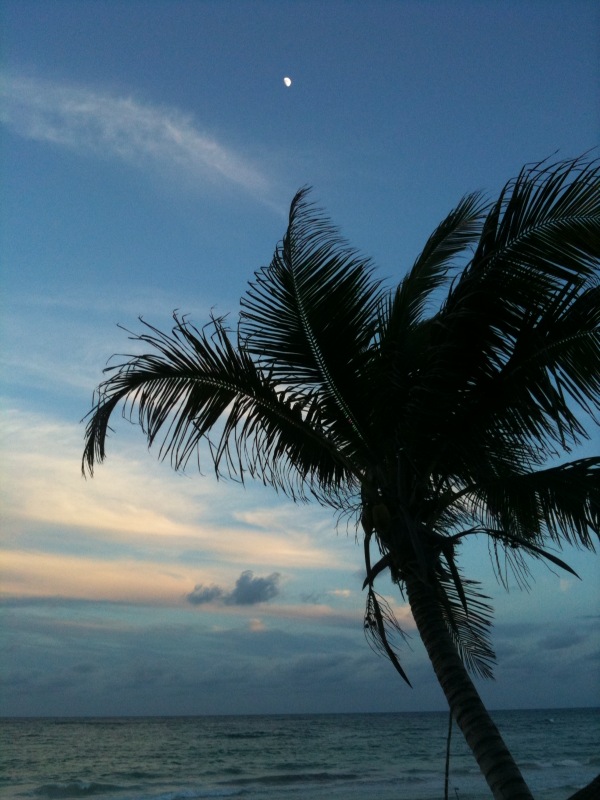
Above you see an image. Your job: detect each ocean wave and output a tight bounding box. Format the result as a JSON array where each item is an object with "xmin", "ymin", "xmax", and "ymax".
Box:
[
  {"xmin": 519, "ymin": 760, "xmax": 551, "ymax": 770},
  {"xmin": 151, "ymin": 789, "xmax": 245, "ymax": 800},
  {"xmin": 520, "ymin": 758, "xmax": 584, "ymax": 771},
  {"xmin": 227, "ymin": 770, "xmax": 359, "ymax": 787},
  {"xmin": 32, "ymin": 782, "xmax": 125, "ymax": 799}
]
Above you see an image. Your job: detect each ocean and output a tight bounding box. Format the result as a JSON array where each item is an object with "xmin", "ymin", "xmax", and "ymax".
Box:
[{"xmin": 1, "ymin": 709, "xmax": 598, "ymax": 800}]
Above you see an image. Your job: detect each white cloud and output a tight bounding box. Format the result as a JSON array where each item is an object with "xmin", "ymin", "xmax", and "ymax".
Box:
[{"xmin": 0, "ymin": 73, "xmax": 270, "ymax": 197}]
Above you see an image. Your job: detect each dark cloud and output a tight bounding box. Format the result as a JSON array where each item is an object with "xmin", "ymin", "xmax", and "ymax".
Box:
[
  {"xmin": 187, "ymin": 584, "xmax": 224, "ymax": 605},
  {"xmin": 225, "ymin": 571, "xmax": 281, "ymax": 605},
  {"xmin": 186, "ymin": 571, "xmax": 280, "ymax": 607}
]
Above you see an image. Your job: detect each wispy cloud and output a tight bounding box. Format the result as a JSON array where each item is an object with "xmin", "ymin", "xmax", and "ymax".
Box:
[
  {"xmin": 0, "ymin": 407, "xmax": 357, "ymax": 605},
  {"xmin": 0, "ymin": 73, "xmax": 270, "ymax": 196},
  {"xmin": 1, "ymin": 549, "xmax": 193, "ymax": 605}
]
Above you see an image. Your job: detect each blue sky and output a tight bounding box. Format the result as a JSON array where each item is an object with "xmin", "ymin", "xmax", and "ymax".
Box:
[{"xmin": 1, "ymin": 0, "xmax": 599, "ymax": 717}]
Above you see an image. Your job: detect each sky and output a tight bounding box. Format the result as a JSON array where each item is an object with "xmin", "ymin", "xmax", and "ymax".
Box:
[{"xmin": 1, "ymin": 0, "xmax": 599, "ymax": 717}]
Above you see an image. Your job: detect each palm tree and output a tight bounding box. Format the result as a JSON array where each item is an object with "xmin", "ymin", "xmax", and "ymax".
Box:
[{"xmin": 83, "ymin": 156, "xmax": 600, "ymax": 800}]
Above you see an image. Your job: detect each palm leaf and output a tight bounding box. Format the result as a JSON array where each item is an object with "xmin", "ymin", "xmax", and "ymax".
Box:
[
  {"xmin": 364, "ymin": 587, "xmax": 412, "ymax": 686},
  {"xmin": 369, "ymin": 193, "xmax": 486, "ymax": 457},
  {"xmin": 477, "ymin": 155, "xmax": 600, "ymax": 284},
  {"xmin": 435, "ymin": 566, "xmax": 496, "ymax": 680},
  {"xmin": 82, "ymin": 313, "xmax": 359, "ymax": 504},
  {"xmin": 239, "ymin": 188, "xmax": 383, "ymax": 451},
  {"xmin": 485, "ymin": 531, "xmax": 581, "ymax": 579},
  {"xmin": 467, "ymin": 457, "xmax": 600, "ymax": 550},
  {"xmin": 403, "ymin": 156, "xmax": 600, "ymax": 485},
  {"xmin": 440, "ymin": 283, "xmax": 600, "ymax": 468},
  {"xmin": 385, "ymin": 191, "xmax": 487, "ymax": 334}
]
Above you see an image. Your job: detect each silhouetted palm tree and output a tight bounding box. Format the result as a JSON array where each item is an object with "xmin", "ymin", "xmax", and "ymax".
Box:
[{"xmin": 83, "ymin": 156, "xmax": 599, "ymax": 800}]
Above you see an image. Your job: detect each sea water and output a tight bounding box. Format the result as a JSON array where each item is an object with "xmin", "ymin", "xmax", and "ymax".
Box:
[{"xmin": 1, "ymin": 709, "xmax": 598, "ymax": 800}]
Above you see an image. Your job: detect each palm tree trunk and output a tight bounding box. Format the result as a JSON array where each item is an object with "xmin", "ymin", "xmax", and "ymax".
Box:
[
  {"xmin": 567, "ymin": 775, "xmax": 600, "ymax": 800},
  {"xmin": 405, "ymin": 573, "xmax": 534, "ymax": 800}
]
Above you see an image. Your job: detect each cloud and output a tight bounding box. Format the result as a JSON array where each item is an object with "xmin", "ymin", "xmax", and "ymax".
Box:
[
  {"xmin": 1, "ymin": 406, "xmax": 349, "ymax": 578},
  {"xmin": 1, "ymin": 549, "xmax": 195, "ymax": 605},
  {"xmin": 0, "ymin": 73, "xmax": 270, "ymax": 197},
  {"xmin": 227, "ymin": 570, "xmax": 281, "ymax": 605},
  {"xmin": 187, "ymin": 584, "xmax": 224, "ymax": 605},
  {"xmin": 186, "ymin": 570, "xmax": 281, "ymax": 607},
  {"xmin": 0, "ymin": 599, "xmax": 432, "ymax": 716}
]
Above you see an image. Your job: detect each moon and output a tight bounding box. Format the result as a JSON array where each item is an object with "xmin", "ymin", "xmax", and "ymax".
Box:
[{"xmin": 283, "ymin": 76, "xmax": 292, "ymax": 87}]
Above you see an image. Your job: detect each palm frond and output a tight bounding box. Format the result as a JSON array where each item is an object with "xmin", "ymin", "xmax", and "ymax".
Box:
[
  {"xmin": 385, "ymin": 191, "xmax": 487, "ymax": 333},
  {"xmin": 82, "ymin": 314, "xmax": 359, "ymax": 504},
  {"xmin": 435, "ymin": 566, "xmax": 496, "ymax": 680},
  {"xmin": 364, "ymin": 587, "xmax": 412, "ymax": 686},
  {"xmin": 476, "ymin": 155, "xmax": 600, "ymax": 284},
  {"xmin": 403, "ymin": 156, "xmax": 600, "ymax": 483},
  {"xmin": 443, "ymin": 282, "xmax": 600, "ymax": 469},
  {"xmin": 369, "ymin": 193, "xmax": 486, "ymax": 456},
  {"xmin": 239, "ymin": 188, "xmax": 383, "ymax": 451},
  {"xmin": 467, "ymin": 457, "xmax": 600, "ymax": 551},
  {"xmin": 484, "ymin": 530, "xmax": 581, "ymax": 579}
]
